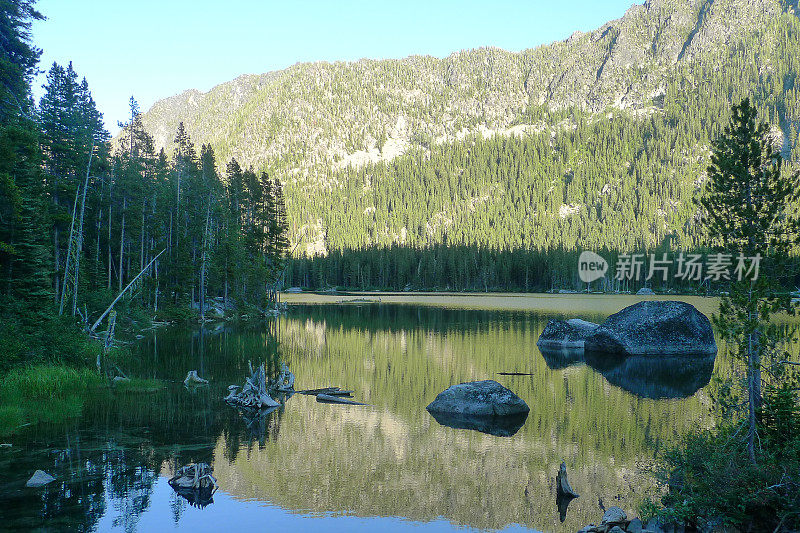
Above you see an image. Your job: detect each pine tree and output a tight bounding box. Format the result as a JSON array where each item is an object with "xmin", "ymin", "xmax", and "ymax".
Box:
[{"xmin": 698, "ymin": 98, "xmax": 800, "ymax": 462}]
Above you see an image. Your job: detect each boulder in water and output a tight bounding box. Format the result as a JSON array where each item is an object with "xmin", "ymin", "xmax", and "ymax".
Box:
[
  {"xmin": 585, "ymin": 301, "xmax": 717, "ymax": 356},
  {"xmin": 539, "ymin": 346, "xmax": 585, "ymax": 370},
  {"xmin": 426, "ymin": 380, "xmax": 529, "ymax": 417},
  {"xmin": 537, "ymin": 319, "xmax": 599, "ymax": 350}
]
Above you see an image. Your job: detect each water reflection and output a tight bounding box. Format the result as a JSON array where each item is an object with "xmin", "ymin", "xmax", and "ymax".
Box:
[
  {"xmin": 428, "ymin": 411, "xmax": 529, "ymax": 436},
  {"xmin": 540, "ymin": 345, "xmax": 715, "ymax": 400},
  {"xmin": 584, "ymin": 353, "xmax": 715, "ymax": 400},
  {"xmin": 0, "ymin": 304, "xmax": 726, "ymax": 532}
]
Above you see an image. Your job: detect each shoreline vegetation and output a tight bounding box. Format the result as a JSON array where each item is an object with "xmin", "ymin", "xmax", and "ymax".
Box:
[{"xmin": 2, "ymin": 0, "xmax": 799, "ymax": 530}]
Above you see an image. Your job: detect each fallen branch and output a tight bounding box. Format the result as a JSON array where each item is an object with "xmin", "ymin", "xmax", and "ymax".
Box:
[
  {"xmin": 316, "ymin": 394, "xmax": 366, "ymax": 405},
  {"xmin": 90, "ymin": 249, "xmax": 165, "ymax": 333},
  {"xmin": 298, "ymin": 387, "xmax": 353, "ymax": 396},
  {"xmin": 169, "ymin": 463, "xmax": 218, "ymax": 491}
]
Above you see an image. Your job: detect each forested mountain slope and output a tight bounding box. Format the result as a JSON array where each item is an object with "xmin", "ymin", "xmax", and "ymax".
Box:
[{"xmin": 138, "ymin": 0, "xmax": 800, "ymax": 261}]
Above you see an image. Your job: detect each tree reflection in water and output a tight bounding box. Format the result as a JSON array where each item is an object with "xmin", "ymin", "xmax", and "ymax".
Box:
[{"xmin": 0, "ymin": 304, "xmax": 739, "ymax": 532}]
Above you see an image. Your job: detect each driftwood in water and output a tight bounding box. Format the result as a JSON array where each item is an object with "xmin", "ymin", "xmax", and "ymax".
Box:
[
  {"xmin": 272, "ymin": 363, "xmax": 295, "ymax": 392},
  {"xmin": 169, "ymin": 463, "xmax": 218, "ymax": 490},
  {"xmin": 298, "ymin": 387, "xmax": 353, "ymax": 397},
  {"xmin": 225, "ymin": 362, "xmax": 280, "ymax": 409},
  {"xmin": 316, "ymin": 393, "xmax": 366, "ymax": 405},
  {"xmin": 556, "ymin": 461, "xmax": 579, "ymax": 498},
  {"xmin": 169, "ymin": 463, "xmax": 218, "ymax": 508},
  {"xmin": 184, "ymin": 370, "xmax": 208, "ymax": 386}
]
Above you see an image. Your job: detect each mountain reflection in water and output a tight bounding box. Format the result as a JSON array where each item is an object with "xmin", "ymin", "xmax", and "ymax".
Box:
[{"xmin": 0, "ymin": 303, "xmax": 727, "ymax": 532}]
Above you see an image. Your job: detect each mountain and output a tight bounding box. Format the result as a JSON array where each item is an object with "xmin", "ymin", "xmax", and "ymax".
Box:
[{"xmin": 137, "ymin": 0, "xmax": 800, "ymax": 263}]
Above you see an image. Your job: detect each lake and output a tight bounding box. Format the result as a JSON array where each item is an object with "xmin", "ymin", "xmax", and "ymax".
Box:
[{"xmin": 0, "ymin": 295, "xmax": 735, "ymax": 532}]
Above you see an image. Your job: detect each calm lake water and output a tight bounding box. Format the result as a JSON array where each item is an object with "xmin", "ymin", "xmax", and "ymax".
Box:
[{"xmin": 0, "ymin": 297, "xmax": 733, "ymax": 532}]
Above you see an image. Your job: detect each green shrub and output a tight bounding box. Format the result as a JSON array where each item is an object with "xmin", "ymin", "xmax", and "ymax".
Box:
[{"xmin": 647, "ymin": 382, "xmax": 800, "ymax": 531}]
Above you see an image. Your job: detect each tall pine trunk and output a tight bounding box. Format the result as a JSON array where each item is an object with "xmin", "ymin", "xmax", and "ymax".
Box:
[{"xmin": 118, "ymin": 197, "xmax": 126, "ymax": 292}]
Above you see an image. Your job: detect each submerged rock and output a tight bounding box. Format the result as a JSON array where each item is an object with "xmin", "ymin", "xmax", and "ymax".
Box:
[
  {"xmin": 426, "ymin": 380, "xmax": 529, "ymax": 417},
  {"xmin": 26, "ymin": 470, "xmax": 55, "ymax": 487},
  {"xmin": 428, "ymin": 410, "xmax": 528, "ymax": 437},
  {"xmin": 537, "ymin": 319, "xmax": 599, "ymax": 349},
  {"xmin": 585, "ymin": 301, "xmax": 717, "ymax": 356}
]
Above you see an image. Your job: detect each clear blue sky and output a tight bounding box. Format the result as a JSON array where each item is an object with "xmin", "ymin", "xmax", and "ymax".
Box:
[{"xmin": 31, "ymin": 0, "xmax": 636, "ymax": 133}]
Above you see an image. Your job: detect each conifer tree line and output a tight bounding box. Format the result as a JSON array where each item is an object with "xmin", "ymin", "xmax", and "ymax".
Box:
[{"xmin": 0, "ymin": 0, "xmax": 289, "ymax": 360}]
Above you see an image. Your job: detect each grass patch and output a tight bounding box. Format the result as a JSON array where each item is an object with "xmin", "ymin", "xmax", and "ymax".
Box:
[
  {"xmin": 0, "ymin": 365, "xmax": 103, "ymax": 437},
  {"xmin": 112, "ymin": 377, "xmax": 166, "ymax": 393},
  {"xmin": 0, "ymin": 405, "xmax": 25, "ymax": 437},
  {"xmin": 1, "ymin": 365, "xmax": 102, "ymax": 399}
]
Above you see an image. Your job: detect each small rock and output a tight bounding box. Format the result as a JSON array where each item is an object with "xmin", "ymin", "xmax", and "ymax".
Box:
[
  {"xmin": 112, "ymin": 376, "xmax": 130, "ymax": 384},
  {"xmin": 698, "ymin": 517, "xmax": 727, "ymax": 533},
  {"xmin": 26, "ymin": 470, "xmax": 56, "ymax": 487},
  {"xmin": 601, "ymin": 507, "xmax": 627, "ymax": 525},
  {"xmin": 0, "ymin": 443, "xmax": 11, "ymax": 448},
  {"xmin": 184, "ymin": 370, "xmax": 209, "ymax": 386},
  {"xmin": 628, "ymin": 518, "xmax": 643, "ymax": 533},
  {"xmin": 646, "ymin": 518, "xmax": 666, "ymax": 533},
  {"xmin": 609, "ymin": 527, "xmax": 626, "ymax": 533}
]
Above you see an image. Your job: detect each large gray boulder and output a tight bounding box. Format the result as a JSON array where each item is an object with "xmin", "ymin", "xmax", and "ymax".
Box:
[
  {"xmin": 426, "ymin": 380, "xmax": 529, "ymax": 417},
  {"xmin": 537, "ymin": 318, "xmax": 599, "ymax": 349},
  {"xmin": 585, "ymin": 301, "xmax": 717, "ymax": 356}
]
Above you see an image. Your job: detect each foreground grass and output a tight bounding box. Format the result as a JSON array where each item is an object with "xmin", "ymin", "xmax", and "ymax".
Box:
[
  {"xmin": 0, "ymin": 365, "xmax": 103, "ymax": 437},
  {"xmin": 0, "ymin": 365, "xmax": 172, "ymax": 438}
]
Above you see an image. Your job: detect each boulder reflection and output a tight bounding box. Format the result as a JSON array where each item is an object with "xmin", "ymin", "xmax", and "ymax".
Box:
[
  {"xmin": 428, "ymin": 411, "xmax": 529, "ymax": 437},
  {"xmin": 584, "ymin": 352, "xmax": 715, "ymax": 399},
  {"xmin": 540, "ymin": 347, "xmax": 715, "ymax": 399}
]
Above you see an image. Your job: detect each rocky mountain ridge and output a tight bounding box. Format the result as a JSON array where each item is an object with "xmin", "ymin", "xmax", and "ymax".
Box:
[{"xmin": 139, "ymin": 0, "xmax": 790, "ymax": 174}]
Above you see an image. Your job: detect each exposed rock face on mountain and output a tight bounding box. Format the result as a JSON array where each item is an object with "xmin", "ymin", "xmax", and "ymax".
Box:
[
  {"xmin": 139, "ymin": 0, "xmax": 788, "ymax": 173},
  {"xmin": 584, "ymin": 301, "xmax": 717, "ymax": 356},
  {"xmin": 135, "ymin": 0, "xmax": 800, "ymax": 258}
]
